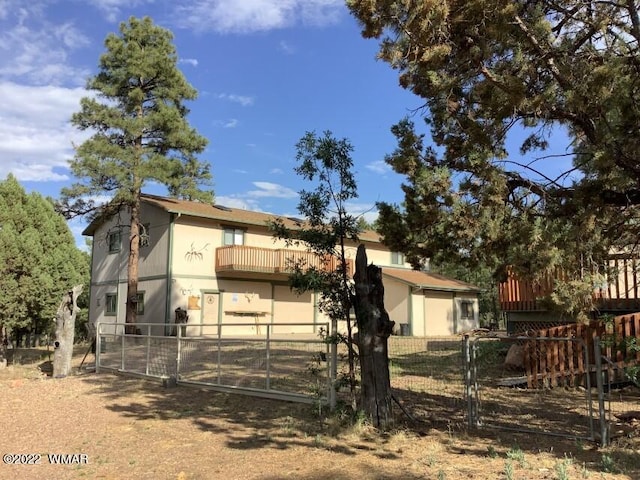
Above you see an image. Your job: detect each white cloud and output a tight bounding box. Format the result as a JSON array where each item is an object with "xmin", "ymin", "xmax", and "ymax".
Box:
[
  {"xmin": 217, "ymin": 93, "xmax": 255, "ymax": 106},
  {"xmin": 179, "ymin": 58, "xmax": 199, "ymax": 67},
  {"xmin": 269, "ymin": 168, "xmax": 284, "ymax": 174},
  {"xmin": 0, "ymin": 81, "xmax": 88, "ymax": 182},
  {"xmin": 215, "ymin": 195, "xmax": 262, "ymax": 211},
  {"xmin": 366, "ymin": 160, "xmax": 391, "ymax": 174},
  {"xmin": 0, "ymin": 7, "xmax": 90, "ymax": 85},
  {"xmin": 232, "ymin": 169, "xmax": 248, "ymax": 174},
  {"xmin": 279, "ymin": 40, "xmax": 295, "ymax": 54},
  {"xmin": 87, "ymin": 0, "xmax": 156, "ymax": 23},
  {"xmin": 174, "ymin": 0, "xmax": 344, "ymax": 34},
  {"xmin": 54, "ymin": 22, "xmax": 91, "ymax": 49},
  {"xmin": 224, "ymin": 118, "xmax": 239, "ymax": 128},
  {"xmin": 247, "ymin": 181, "xmax": 298, "ymax": 199}
]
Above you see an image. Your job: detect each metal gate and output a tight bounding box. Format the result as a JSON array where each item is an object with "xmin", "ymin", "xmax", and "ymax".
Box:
[
  {"xmin": 96, "ymin": 322, "xmax": 330, "ymax": 404},
  {"xmin": 463, "ymin": 335, "xmax": 609, "ymax": 443}
]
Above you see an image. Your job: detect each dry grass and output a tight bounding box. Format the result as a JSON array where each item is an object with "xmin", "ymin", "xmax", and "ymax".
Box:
[{"xmin": 0, "ymin": 345, "xmax": 638, "ymax": 480}]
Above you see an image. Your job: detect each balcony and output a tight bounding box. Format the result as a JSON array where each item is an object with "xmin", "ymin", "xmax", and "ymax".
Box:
[{"xmin": 216, "ymin": 245, "xmax": 353, "ymax": 276}]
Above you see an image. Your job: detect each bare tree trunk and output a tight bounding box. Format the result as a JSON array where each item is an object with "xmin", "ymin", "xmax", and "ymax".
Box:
[
  {"xmin": 53, "ymin": 285, "xmax": 83, "ymax": 378},
  {"xmin": 125, "ymin": 197, "xmax": 140, "ymax": 334},
  {"xmin": 353, "ymin": 244, "xmax": 395, "ymax": 428},
  {"xmin": 0, "ymin": 324, "xmax": 7, "ymax": 369}
]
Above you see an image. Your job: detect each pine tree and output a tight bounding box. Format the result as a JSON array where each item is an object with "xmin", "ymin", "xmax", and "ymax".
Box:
[{"xmin": 60, "ymin": 16, "xmax": 212, "ymax": 328}]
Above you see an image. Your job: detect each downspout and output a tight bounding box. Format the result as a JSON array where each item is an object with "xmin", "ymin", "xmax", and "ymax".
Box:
[
  {"xmin": 407, "ymin": 285, "xmax": 412, "ymax": 336},
  {"xmin": 87, "ymin": 235, "xmax": 95, "ymax": 335},
  {"xmin": 164, "ymin": 213, "xmax": 176, "ymax": 334},
  {"xmin": 452, "ymin": 292, "xmax": 458, "ymax": 334}
]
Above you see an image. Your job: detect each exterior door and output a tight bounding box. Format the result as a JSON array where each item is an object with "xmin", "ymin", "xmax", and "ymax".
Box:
[{"xmin": 201, "ymin": 292, "xmax": 220, "ymax": 336}]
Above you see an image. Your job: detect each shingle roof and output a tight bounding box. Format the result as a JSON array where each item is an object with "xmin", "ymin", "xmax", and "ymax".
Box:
[
  {"xmin": 382, "ymin": 267, "xmax": 480, "ymax": 293},
  {"xmin": 83, "ymin": 193, "xmax": 383, "ymax": 243}
]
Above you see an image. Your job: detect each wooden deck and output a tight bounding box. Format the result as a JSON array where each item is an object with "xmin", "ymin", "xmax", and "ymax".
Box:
[{"xmin": 499, "ymin": 256, "xmax": 640, "ymax": 312}]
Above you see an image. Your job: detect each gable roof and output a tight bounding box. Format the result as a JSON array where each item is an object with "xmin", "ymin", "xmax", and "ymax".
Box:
[
  {"xmin": 382, "ymin": 267, "xmax": 480, "ymax": 293},
  {"xmin": 83, "ymin": 193, "xmax": 382, "ymax": 243}
]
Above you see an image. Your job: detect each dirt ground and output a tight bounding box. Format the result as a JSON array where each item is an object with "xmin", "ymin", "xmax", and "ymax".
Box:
[{"xmin": 0, "ymin": 346, "xmax": 638, "ymax": 480}]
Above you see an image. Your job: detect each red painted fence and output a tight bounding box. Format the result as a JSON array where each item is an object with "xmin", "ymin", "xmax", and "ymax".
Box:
[{"xmin": 525, "ymin": 313, "xmax": 640, "ymax": 388}]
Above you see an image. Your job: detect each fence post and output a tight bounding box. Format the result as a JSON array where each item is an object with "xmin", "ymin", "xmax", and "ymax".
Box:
[
  {"xmin": 217, "ymin": 323, "xmax": 222, "ymax": 385},
  {"xmin": 266, "ymin": 324, "xmax": 271, "ymax": 390},
  {"xmin": 95, "ymin": 322, "xmax": 101, "ymax": 374},
  {"xmin": 594, "ymin": 337, "xmax": 609, "ymax": 446},
  {"xmin": 176, "ymin": 320, "xmax": 182, "ymax": 380},
  {"xmin": 145, "ymin": 324, "xmax": 151, "ymax": 376},
  {"xmin": 471, "ymin": 338, "xmax": 480, "ymax": 426},
  {"xmin": 463, "ymin": 335, "xmax": 475, "ymax": 428},
  {"xmin": 121, "ymin": 324, "xmax": 125, "ymax": 371},
  {"xmin": 329, "ymin": 330, "xmax": 337, "ymax": 411}
]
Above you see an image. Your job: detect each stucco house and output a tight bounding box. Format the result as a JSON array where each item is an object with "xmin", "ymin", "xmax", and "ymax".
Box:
[{"xmin": 84, "ymin": 193, "xmax": 480, "ymax": 337}]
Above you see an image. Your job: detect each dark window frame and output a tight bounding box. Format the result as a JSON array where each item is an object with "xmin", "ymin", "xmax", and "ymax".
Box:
[
  {"xmin": 105, "ymin": 293, "xmax": 118, "ymax": 316},
  {"xmin": 391, "ymin": 251, "xmax": 404, "ymax": 265},
  {"xmin": 459, "ymin": 300, "xmax": 474, "ymax": 320},
  {"xmin": 108, "ymin": 230, "xmax": 122, "ymax": 253},
  {"xmin": 223, "ymin": 227, "xmax": 245, "ymax": 246}
]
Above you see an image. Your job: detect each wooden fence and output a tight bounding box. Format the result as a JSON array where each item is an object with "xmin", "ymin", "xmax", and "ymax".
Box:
[{"xmin": 525, "ymin": 313, "xmax": 640, "ymax": 388}]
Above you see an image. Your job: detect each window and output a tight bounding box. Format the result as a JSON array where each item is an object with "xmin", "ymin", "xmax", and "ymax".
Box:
[
  {"xmin": 391, "ymin": 251, "xmax": 404, "ymax": 265},
  {"xmin": 106, "ymin": 293, "xmax": 118, "ymax": 316},
  {"xmin": 223, "ymin": 228, "xmax": 244, "ymax": 246},
  {"xmin": 108, "ymin": 230, "xmax": 121, "ymax": 253},
  {"xmin": 135, "ymin": 292, "xmax": 145, "ymax": 315},
  {"xmin": 459, "ymin": 300, "xmax": 474, "ymax": 320}
]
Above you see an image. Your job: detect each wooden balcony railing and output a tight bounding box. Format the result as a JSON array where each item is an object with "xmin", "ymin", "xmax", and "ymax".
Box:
[
  {"xmin": 216, "ymin": 245, "xmax": 353, "ymax": 276},
  {"xmin": 499, "ymin": 257, "xmax": 640, "ymax": 312}
]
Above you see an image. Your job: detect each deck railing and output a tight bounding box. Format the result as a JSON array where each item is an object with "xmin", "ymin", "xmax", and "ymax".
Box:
[
  {"xmin": 499, "ymin": 256, "xmax": 640, "ymax": 312},
  {"xmin": 216, "ymin": 245, "xmax": 353, "ymax": 275}
]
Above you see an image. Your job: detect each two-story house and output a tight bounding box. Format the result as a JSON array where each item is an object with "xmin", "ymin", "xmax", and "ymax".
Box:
[{"xmin": 83, "ymin": 193, "xmax": 480, "ymax": 337}]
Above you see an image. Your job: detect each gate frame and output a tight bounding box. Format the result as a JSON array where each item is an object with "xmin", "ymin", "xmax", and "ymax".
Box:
[
  {"xmin": 96, "ymin": 321, "xmax": 332, "ymax": 405},
  {"xmin": 463, "ymin": 334, "xmax": 603, "ymax": 443}
]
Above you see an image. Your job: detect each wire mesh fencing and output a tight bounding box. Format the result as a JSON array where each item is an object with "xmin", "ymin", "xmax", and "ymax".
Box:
[
  {"xmin": 333, "ymin": 336, "xmax": 466, "ymax": 423},
  {"xmin": 464, "ymin": 335, "xmax": 598, "ymax": 441},
  {"xmin": 97, "ymin": 322, "xmax": 330, "ymax": 404}
]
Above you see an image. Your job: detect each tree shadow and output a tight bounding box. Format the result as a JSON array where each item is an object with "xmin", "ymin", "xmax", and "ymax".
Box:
[{"xmin": 77, "ymin": 371, "xmax": 638, "ymax": 478}]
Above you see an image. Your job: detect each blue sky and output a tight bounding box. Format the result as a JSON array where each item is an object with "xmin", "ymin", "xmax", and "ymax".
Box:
[
  {"xmin": 0, "ymin": 0, "xmax": 426, "ymax": 246},
  {"xmin": 1, "ymin": 0, "xmax": 578, "ymax": 249}
]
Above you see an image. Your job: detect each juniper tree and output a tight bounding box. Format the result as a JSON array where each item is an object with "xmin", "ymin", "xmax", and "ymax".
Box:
[
  {"xmin": 347, "ymin": 1, "xmax": 640, "ymax": 313},
  {"xmin": 0, "ymin": 175, "xmax": 88, "ymax": 352},
  {"xmin": 60, "ymin": 16, "xmax": 212, "ymax": 327}
]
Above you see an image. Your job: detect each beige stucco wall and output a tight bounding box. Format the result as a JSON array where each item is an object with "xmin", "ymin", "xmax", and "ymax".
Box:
[
  {"xmin": 382, "ymin": 278, "xmax": 410, "ymax": 333},
  {"xmin": 455, "ymin": 294, "xmax": 480, "ymax": 332},
  {"xmin": 424, "ymin": 291, "xmax": 455, "ymax": 336},
  {"xmin": 272, "ymin": 285, "xmax": 315, "ymax": 334},
  {"xmin": 410, "ymin": 290, "xmax": 426, "ymax": 336},
  {"xmin": 171, "ymin": 217, "xmax": 218, "ymax": 278}
]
